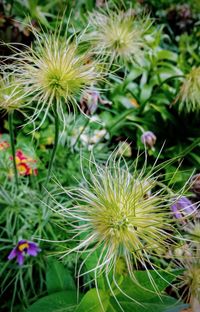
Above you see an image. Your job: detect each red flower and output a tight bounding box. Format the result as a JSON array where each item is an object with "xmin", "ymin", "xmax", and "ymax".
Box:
[{"xmin": 10, "ymin": 149, "xmax": 38, "ymax": 176}]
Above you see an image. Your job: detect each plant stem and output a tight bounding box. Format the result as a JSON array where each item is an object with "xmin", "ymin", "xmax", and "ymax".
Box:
[
  {"xmin": 45, "ymin": 110, "xmax": 59, "ymax": 187},
  {"xmin": 8, "ymin": 111, "xmax": 18, "ymax": 187},
  {"xmin": 109, "ymin": 109, "xmax": 136, "ymax": 131},
  {"xmin": 191, "ymin": 296, "xmax": 200, "ymax": 312},
  {"xmin": 72, "ymin": 117, "xmax": 90, "ymax": 150}
]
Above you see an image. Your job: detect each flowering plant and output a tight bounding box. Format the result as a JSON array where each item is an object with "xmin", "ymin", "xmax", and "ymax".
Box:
[{"xmin": 9, "ymin": 149, "xmax": 38, "ymax": 176}]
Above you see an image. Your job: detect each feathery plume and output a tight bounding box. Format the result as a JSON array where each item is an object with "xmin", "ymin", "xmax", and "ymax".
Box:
[
  {"xmin": 176, "ymin": 67, "xmax": 200, "ymax": 113},
  {"xmin": 2, "ymin": 27, "xmax": 101, "ymax": 128},
  {"xmin": 51, "ymin": 153, "xmax": 186, "ymax": 302},
  {"xmin": 0, "ymin": 76, "xmax": 24, "ymax": 113},
  {"xmin": 85, "ymin": 9, "xmax": 152, "ymax": 65}
]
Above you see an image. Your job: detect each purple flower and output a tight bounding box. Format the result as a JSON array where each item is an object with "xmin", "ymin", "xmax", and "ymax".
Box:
[
  {"xmin": 141, "ymin": 131, "xmax": 156, "ymax": 148},
  {"xmin": 80, "ymin": 90, "xmax": 111, "ymax": 115},
  {"xmin": 171, "ymin": 196, "xmax": 196, "ymax": 220},
  {"xmin": 8, "ymin": 240, "xmax": 41, "ymax": 265}
]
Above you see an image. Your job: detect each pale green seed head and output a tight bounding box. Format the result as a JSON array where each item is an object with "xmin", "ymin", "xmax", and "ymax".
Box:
[
  {"xmin": 185, "ymin": 264, "xmax": 200, "ymax": 301},
  {"xmin": 179, "ymin": 250, "xmax": 200, "ymax": 303},
  {"xmin": 55, "ymin": 156, "xmax": 178, "ymax": 280},
  {"xmin": 177, "ymin": 67, "xmax": 200, "ymax": 113},
  {"xmin": 186, "ymin": 221, "xmax": 200, "ymax": 244},
  {"xmin": 0, "ymin": 76, "xmax": 24, "ymax": 113},
  {"xmin": 86, "ymin": 10, "xmax": 152, "ymax": 65},
  {"xmin": 25, "ymin": 37, "xmax": 98, "ymax": 102},
  {"xmin": 3, "ymin": 29, "xmax": 101, "ymax": 127}
]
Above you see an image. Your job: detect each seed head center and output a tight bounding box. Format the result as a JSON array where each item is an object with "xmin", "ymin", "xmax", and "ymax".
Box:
[{"xmin": 110, "ymin": 213, "xmax": 130, "ymax": 231}]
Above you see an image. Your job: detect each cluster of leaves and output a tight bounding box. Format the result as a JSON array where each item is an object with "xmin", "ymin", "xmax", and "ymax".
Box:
[{"xmin": 27, "ymin": 258, "xmax": 187, "ymax": 312}]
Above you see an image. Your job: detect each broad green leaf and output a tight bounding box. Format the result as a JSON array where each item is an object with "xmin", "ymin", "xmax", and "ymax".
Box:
[
  {"xmin": 126, "ymin": 82, "xmax": 139, "ymax": 94},
  {"xmin": 157, "ymin": 65, "xmax": 182, "ymax": 81},
  {"xmin": 126, "ymin": 68, "xmax": 143, "ymax": 82},
  {"xmin": 157, "ymin": 50, "xmax": 178, "ymax": 62},
  {"xmin": 150, "ymin": 104, "xmax": 176, "ymax": 122},
  {"xmin": 46, "ymin": 259, "xmax": 75, "ymax": 294},
  {"xmin": 118, "ymin": 270, "xmax": 182, "ymax": 301},
  {"xmin": 134, "ymin": 269, "xmax": 182, "ymax": 293},
  {"xmin": 75, "ymin": 289, "xmax": 109, "ymax": 312},
  {"xmin": 117, "ymin": 96, "xmax": 138, "ymax": 109},
  {"xmin": 81, "ymin": 249, "xmax": 106, "ymax": 290},
  {"xmin": 26, "ymin": 291, "xmax": 77, "ymax": 312},
  {"xmin": 140, "ymin": 84, "xmax": 153, "ymax": 103},
  {"xmin": 109, "ymin": 295, "xmax": 188, "ymax": 312}
]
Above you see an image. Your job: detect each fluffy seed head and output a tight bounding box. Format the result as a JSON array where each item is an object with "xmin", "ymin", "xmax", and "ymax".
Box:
[
  {"xmin": 185, "ymin": 263, "xmax": 200, "ymax": 302},
  {"xmin": 86, "ymin": 9, "xmax": 152, "ymax": 65},
  {"xmin": 177, "ymin": 67, "xmax": 200, "ymax": 113},
  {"xmin": 3, "ymin": 29, "xmax": 101, "ymax": 127},
  {"xmin": 186, "ymin": 221, "xmax": 200, "ymax": 244},
  {"xmin": 0, "ymin": 76, "xmax": 24, "ymax": 113},
  {"xmin": 54, "ymin": 156, "xmax": 180, "ymax": 281},
  {"xmin": 174, "ymin": 243, "xmax": 200, "ymax": 304}
]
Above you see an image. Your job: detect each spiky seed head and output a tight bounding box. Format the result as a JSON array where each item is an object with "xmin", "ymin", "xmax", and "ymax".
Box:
[
  {"xmin": 185, "ymin": 263, "xmax": 200, "ymax": 302},
  {"xmin": 3, "ymin": 30, "xmax": 101, "ymax": 127},
  {"xmin": 0, "ymin": 76, "xmax": 24, "ymax": 113},
  {"xmin": 86, "ymin": 9, "xmax": 152, "ymax": 65},
  {"xmin": 179, "ymin": 248, "xmax": 200, "ymax": 304},
  {"xmin": 173, "ymin": 217, "xmax": 200, "ymax": 304},
  {"xmin": 177, "ymin": 67, "xmax": 200, "ymax": 113},
  {"xmin": 54, "ymin": 156, "xmax": 181, "ymax": 283},
  {"xmin": 186, "ymin": 221, "xmax": 200, "ymax": 244}
]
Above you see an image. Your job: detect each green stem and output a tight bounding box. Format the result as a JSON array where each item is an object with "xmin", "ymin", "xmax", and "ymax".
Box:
[
  {"xmin": 45, "ymin": 110, "xmax": 59, "ymax": 187},
  {"xmin": 72, "ymin": 118, "xmax": 90, "ymax": 150},
  {"xmin": 109, "ymin": 109, "xmax": 136, "ymax": 131},
  {"xmin": 8, "ymin": 111, "xmax": 18, "ymax": 187},
  {"xmin": 9, "ymin": 0, "xmax": 14, "ymax": 15},
  {"xmin": 154, "ymin": 74, "xmax": 185, "ymax": 92},
  {"xmin": 140, "ymin": 74, "xmax": 185, "ymax": 112}
]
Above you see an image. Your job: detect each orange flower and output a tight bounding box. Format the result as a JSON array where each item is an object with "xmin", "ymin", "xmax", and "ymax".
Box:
[
  {"xmin": 10, "ymin": 149, "xmax": 38, "ymax": 176},
  {"xmin": 0, "ymin": 140, "xmax": 10, "ymax": 151},
  {"xmin": 0, "ymin": 134, "xmax": 10, "ymax": 151}
]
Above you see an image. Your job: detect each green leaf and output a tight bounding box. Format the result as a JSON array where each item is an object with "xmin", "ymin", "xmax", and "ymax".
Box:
[
  {"xmin": 140, "ymin": 84, "xmax": 153, "ymax": 103},
  {"xmin": 118, "ymin": 96, "xmax": 137, "ymax": 109},
  {"xmin": 26, "ymin": 291, "xmax": 77, "ymax": 312},
  {"xmin": 134, "ymin": 269, "xmax": 182, "ymax": 292},
  {"xmin": 46, "ymin": 259, "xmax": 75, "ymax": 294},
  {"xmin": 157, "ymin": 50, "xmax": 178, "ymax": 62},
  {"xmin": 164, "ymin": 303, "xmax": 189, "ymax": 312},
  {"xmin": 109, "ymin": 295, "xmax": 188, "ymax": 312},
  {"xmin": 119, "ymin": 270, "xmax": 182, "ymax": 301},
  {"xmin": 126, "ymin": 68, "xmax": 143, "ymax": 82},
  {"xmin": 150, "ymin": 104, "xmax": 176, "ymax": 122},
  {"xmin": 81, "ymin": 249, "xmax": 107, "ymax": 290},
  {"xmin": 75, "ymin": 289, "xmax": 109, "ymax": 312}
]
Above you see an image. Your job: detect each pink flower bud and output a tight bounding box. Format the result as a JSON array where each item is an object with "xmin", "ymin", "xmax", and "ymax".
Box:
[{"xmin": 141, "ymin": 131, "xmax": 156, "ymax": 148}]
